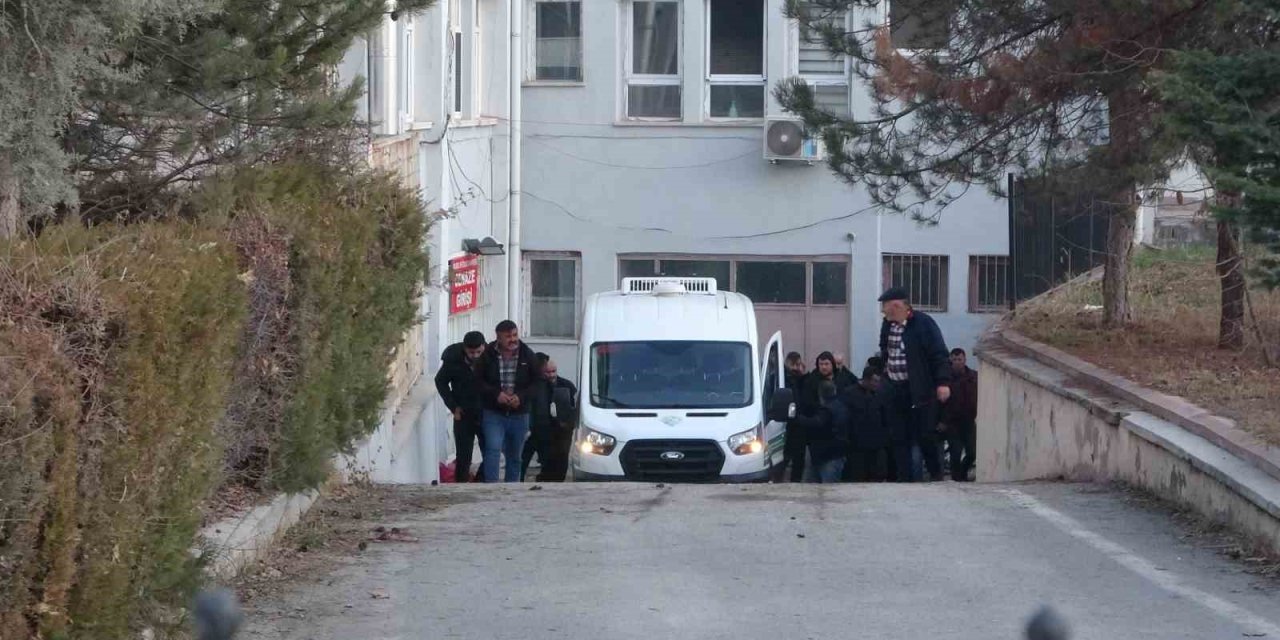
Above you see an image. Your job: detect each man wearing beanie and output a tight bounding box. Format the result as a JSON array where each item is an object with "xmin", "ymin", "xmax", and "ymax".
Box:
[{"xmin": 435, "ymin": 330, "xmax": 488, "ymax": 482}]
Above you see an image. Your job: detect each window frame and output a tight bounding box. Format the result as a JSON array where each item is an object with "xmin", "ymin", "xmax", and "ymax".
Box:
[
  {"xmin": 617, "ymin": 254, "xmax": 851, "ymax": 308},
  {"xmin": 524, "ymin": 251, "xmax": 583, "ymax": 341},
  {"xmin": 968, "ymin": 254, "xmax": 1010, "ymax": 313},
  {"xmin": 791, "ymin": 2, "xmax": 851, "ymax": 116},
  {"xmin": 881, "ymin": 253, "xmax": 950, "ymax": 312},
  {"xmin": 449, "ymin": 0, "xmax": 463, "ymax": 117},
  {"xmin": 883, "ymin": 0, "xmax": 952, "ymax": 53},
  {"xmin": 623, "ymin": 0, "xmax": 684, "ymax": 121},
  {"xmin": 400, "ymin": 16, "xmax": 415, "ymax": 127},
  {"xmin": 527, "ymin": 0, "xmax": 585, "ymax": 85},
  {"xmin": 704, "ymin": 0, "xmax": 767, "ymax": 121},
  {"xmin": 810, "ymin": 260, "xmax": 849, "ymax": 307}
]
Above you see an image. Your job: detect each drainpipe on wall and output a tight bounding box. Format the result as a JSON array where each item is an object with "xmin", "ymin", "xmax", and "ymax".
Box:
[
  {"xmin": 506, "ymin": 0, "xmax": 523, "ymax": 322},
  {"xmin": 846, "ymin": 232, "xmax": 858, "ymax": 362}
]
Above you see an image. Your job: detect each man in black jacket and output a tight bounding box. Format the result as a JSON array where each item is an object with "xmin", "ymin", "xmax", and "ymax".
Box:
[
  {"xmin": 878, "ymin": 287, "xmax": 952, "ymax": 482},
  {"xmin": 799, "ymin": 380, "xmax": 849, "ymax": 483},
  {"xmin": 434, "ymin": 331, "xmax": 487, "ymax": 482},
  {"xmin": 941, "ymin": 348, "xmax": 978, "ymax": 482},
  {"xmin": 777, "ymin": 351, "xmax": 808, "ymax": 482},
  {"xmin": 524, "ymin": 356, "xmax": 578, "ymax": 482},
  {"xmin": 832, "ymin": 353, "xmax": 859, "ymax": 390},
  {"xmin": 843, "ymin": 367, "xmax": 891, "ymax": 482},
  {"xmin": 474, "ymin": 320, "xmax": 541, "ymax": 483}
]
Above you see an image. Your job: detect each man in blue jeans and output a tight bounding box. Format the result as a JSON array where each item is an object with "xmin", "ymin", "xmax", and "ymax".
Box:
[{"xmin": 474, "ymin": 320, "xmax": 540, "ymax": 482}]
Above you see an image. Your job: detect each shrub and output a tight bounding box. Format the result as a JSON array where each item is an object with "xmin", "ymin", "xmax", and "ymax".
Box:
[
  {"xmin": 0, "ymin": 161, "xmax": 428, "ymax": 639},
  {"xmin": 205, "ymin": 163, "xmax": 428, "ymax": 492},
  {"xmin": 0, "ymin": 223, "xmax": 245, "ymax": 639}
]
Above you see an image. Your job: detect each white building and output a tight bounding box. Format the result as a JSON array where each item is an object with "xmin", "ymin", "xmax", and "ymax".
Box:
[
  {"xmin": 342, "ymin": 0, "xmax": 1010, "ymax": 482},
  {"xmin": 516, "ymin": 0, "xmax": 1009, "ymax": 378}
]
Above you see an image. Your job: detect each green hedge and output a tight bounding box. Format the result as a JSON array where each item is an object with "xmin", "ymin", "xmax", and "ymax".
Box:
[
  {"xmin": 0, "ymin": 162, "xmax": 429, "ymax": 639},
  {"xmin": 207, "ymin": 164, "xmax": 428, "ymax": 492},
  {"xmin": 1, "ymin": 223, "xmax": 245, "ymax": 639}
]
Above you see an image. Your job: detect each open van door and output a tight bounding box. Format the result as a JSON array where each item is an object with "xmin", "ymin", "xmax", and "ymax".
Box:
[{"xmin": 760, "ymin": 331, "xmax": 790, "ymax": 470}]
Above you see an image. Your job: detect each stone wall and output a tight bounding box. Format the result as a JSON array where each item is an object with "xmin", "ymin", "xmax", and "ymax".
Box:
[{"xmin": 977, "ymin": 328, "xmax": 1280, "ymax": 555}]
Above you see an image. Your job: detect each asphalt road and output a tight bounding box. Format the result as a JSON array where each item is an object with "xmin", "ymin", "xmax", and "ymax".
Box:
[{"xmin": 240, "ymin": 482, "xmax": 1280, "ymax": 640}]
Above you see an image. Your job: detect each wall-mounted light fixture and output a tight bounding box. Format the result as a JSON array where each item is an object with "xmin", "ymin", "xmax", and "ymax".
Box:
[{"xmin": 462, "ymin": 237, "xmax": 505, "ymax": 256}]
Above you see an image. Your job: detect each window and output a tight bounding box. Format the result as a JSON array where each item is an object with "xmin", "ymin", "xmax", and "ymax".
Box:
[
  {"xmin": 707, "ymin": 0, "xmax": 765, "ymax": 119},
  {"xmin": 812, "ymin": 261, "xmax": 847, "ymax": 305},
  {"xmin": 619, "ymin": 256, "xmax": 852, "ymax": 307},
  {"xmin": 969, "ymin": 255, "xmax": 1010, "ymax": 313},
  {"xmin": 590, "ymin": 341, "xmax": 753, "ymax": 409},
  {"xmin": 795, "ymin": 2, "xmax": 849, "ymax": 115},
  {"xmin": 659, "ymin": 259, "xmax": 731, "ymax": 286},
  {"xmin": 528, "ymin": 254, "xmax": 580, "ymax": 338},
  {"xmin": 889, "ymin": 0, "xmax": 951, "ymax": 50},
  {"xmin": 533, "ymin": 1, "xmax": 583, "ymax": 81},
  {"xmin": 735, "ymin": 261, "xmax": 806, "ymax": 304},
  {"xmin": 400, "ymin": 18, "xmax": 415, "ymax": 123},
  {"xmin": 883, "ymin": 254, "xmax": 949, "ymax": 311},
  {"xmin": 620, "ymin": 259, "xmax": 659, "ymax": 279},
  {"xmin": 448, "ymin": 0, "xmax": 473, "ymax": 116},
  {"xmin": 626, "ymin": 1, "xmax": 682, "ymax": 119}
]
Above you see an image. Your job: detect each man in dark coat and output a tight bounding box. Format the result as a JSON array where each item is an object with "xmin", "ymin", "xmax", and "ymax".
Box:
[
  {"xmin": 832, "ymin": 353, "xmax": 859, "ymax": 390},
  {"xmin": 523, "ymin": 354, "xmax": 578, "ymax": 482},
  {"xmin": 778, "ymin": 351, "xmax": 808, "ymax": 483},
  {"xmin": 843, "ymin": 367, "xmax": 891, "ymax": 482},
  {"xmin": 940, "ymin": 348, "xmax": 978, "ymax": 482},
  {"xmin": 878, "ymin": 287, "xmax": 952, "ymax": 482},
  {"xmin": 798, "ymin": 380, "xmax": 849, "ymax": 483},
  {"xmin": 799, "ymin": 352, "xmax": 854, "ymax": 416},
  {"xmin": 474, "ymin": 320, "xmax": 541, "ymax": 483},
  {"xmin": 434, "ymin": 331, "xmax": 487, "ymax": 482}
]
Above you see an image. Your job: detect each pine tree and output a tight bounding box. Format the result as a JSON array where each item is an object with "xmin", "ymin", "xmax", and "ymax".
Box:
[
  {"xmin": 776, "ymin": 0, "xmax": 1240, "ymax": 326},
  {"xmin": 0, "ymin": 0, "xmax": 217, "ymax": 236},
  {"xmin": 1159, "ymin": 13, "xmax": 1280, "ymax": 351},
  {"xmin": 67, "ymin": 0, "xmax": 434, "ymax": 221},
  {"xmin": 1160, "ymin": 14, "xmax": 1280, "ymax": 290}
]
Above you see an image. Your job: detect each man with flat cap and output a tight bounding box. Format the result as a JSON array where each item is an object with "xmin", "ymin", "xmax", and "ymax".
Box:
[{"xmin": 877, "ymin": 286, "xmax": 952, "ymax": 482}]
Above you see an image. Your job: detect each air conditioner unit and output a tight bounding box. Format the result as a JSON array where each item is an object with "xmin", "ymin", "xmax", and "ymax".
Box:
[
  {"xmin": 763, "ymin": 117, "xmax": 825, "ymax": 164},
  {"xmin": 621, "ymin": 277, "xmax": 718, "ymax": 295}
]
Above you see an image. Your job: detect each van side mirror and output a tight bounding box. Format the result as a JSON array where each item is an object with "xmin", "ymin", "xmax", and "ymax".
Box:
[{"xmin": 767, "ymin": 388, "xmax": 796, "ymax": 423}]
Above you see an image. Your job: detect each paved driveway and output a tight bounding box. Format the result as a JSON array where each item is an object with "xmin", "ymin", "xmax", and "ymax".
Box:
[{"xmin": 241, "ymin": 482, "xmax": 1280, "ymax": 640}]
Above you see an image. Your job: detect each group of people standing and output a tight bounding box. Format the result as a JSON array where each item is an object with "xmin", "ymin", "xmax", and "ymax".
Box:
[
  {"xmin": 775, "ymin": 287, "xmax": 979, "ymax": 484},
  {"xmin": 435, "ymin": 287, "xmax": 978, "ymax": 486},
  {"xmin": 434, "ymin": 320, "xmax": 578, "ymax": 483}
]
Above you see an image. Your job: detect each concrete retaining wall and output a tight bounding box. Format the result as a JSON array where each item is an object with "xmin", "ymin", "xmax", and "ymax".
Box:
[
  {"xmin": 198, "ymin": 490, "xmax": 320, "ymax": 580},
  {"xmin": 977, "ymin": 333, "xmax": 1280, "ymax": 555}
]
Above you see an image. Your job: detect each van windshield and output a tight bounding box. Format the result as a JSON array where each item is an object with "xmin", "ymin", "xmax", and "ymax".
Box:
[{"xmin": 590, "ymin": 341, "xmax": 754, "ymax": 409}]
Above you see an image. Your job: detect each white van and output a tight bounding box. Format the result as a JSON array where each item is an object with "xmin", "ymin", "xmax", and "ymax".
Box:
[{"xmin": 569, "ymin": 277, "xmax": 796, "ymax": 482}]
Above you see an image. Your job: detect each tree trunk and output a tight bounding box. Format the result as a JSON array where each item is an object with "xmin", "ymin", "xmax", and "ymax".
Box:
[
  {"xmin": 1102, "ymin": 201, "xmax": 1135, "ymax": 327},
  {"xmin": 1216, "ymin": 219, "xmax": 1245, "ymax": 350},
  {"xmin": 0, "ymin": 155, "xmax": 19, "ymax": 239}
]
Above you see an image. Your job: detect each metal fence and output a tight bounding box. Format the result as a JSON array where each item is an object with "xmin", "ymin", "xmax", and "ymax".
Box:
[{"xmin": 1007, "ymin": 173, "xmax": 1114, "ymax": 305}]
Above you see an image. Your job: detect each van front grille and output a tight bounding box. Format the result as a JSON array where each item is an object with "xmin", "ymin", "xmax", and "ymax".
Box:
[{"xmin": 619, "ymin": 439, "xmax": 725, "ymax": 482}]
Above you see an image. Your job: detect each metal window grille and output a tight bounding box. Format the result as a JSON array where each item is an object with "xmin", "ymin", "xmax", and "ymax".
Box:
[
  {"xmin": 882, "ymin": 254, "xmax": 948, "ymax": 311},
  {"xmin": 968, "ymin": 255, "xmax": 1010, "ymax": 313}
]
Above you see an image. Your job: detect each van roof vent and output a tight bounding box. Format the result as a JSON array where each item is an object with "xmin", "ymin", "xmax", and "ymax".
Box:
[{"xmin": 622, "ymin": 277, "xmax": 718, "ymax": 296}]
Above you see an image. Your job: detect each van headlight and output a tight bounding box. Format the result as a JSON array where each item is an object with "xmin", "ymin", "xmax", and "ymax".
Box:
[
  {"xmin": 728, "ymin": 427, "xmax": 764, "ymax": 456},
  {"xmin": 578, "ymin": 427, "xmax": 617, "ymax": 456}
]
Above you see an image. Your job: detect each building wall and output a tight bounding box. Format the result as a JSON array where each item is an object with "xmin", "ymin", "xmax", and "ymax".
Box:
[
  {"xmin": 339, "ymin": 0, "xmax": 516, "ymax": 480},
  {"xmin": 519, "ymin": 0, "xmax": 1008, "ymax": 381}
]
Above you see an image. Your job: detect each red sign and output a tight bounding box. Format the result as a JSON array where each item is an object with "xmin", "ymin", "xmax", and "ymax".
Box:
[{"xmin": 449, "ymin": 255, "xmax": 479, "ymax": 314}]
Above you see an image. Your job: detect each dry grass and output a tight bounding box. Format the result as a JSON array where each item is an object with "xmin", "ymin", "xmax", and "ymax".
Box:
[{"xmin": 1012, "ymin": 246, "xmax": 1280, "ymax": 446}]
